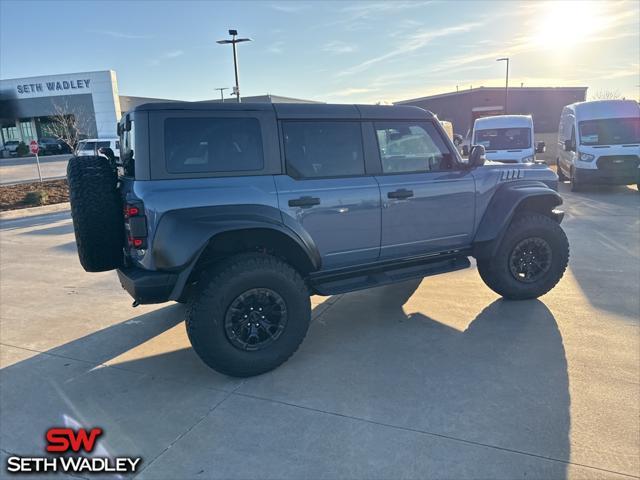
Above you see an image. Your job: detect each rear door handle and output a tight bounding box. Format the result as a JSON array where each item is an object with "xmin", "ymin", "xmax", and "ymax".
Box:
[
  {"xmin": 288, "ymin": 196, "xmax": 321, "ymax": 208},
  {"xmin": 387, "ymin": 189, "xmax": 414, "ymax": 200}
]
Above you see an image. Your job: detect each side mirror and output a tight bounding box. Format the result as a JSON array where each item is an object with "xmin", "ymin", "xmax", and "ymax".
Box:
[
  {"xmin": 125, "ymin": 115, "xmax": 131, "ymax": 132},
  {"xmin": 563, "ymin": 139, "xmax": 574, "ymax": 152},
  {"xmin": 468, "ymin": 145, "xmax": 486, "ymax": 168},
  {"xmin": 117, "ymin": 123, "xmax": 122, "ymax": 136},
  {"xmin": 536, "ymin": 141, "xmax": 546, "ymax": 154},
  {"xmin": 462, "ymin": 144, "xmax": 469, "ymax": 156}
]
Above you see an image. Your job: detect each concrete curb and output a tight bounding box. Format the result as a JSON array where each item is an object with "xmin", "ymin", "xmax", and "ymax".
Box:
[{"xmin": 0, "ymin": 202, "xmax": 70, "ymax": 221}]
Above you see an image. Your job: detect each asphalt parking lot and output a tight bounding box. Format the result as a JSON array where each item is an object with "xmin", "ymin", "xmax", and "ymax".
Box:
[{"xmin": 0, "ymin": 183, "xmax": 638, "ymax": 479}]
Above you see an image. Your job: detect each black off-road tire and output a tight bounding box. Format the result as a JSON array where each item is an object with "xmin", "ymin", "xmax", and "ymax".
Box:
[
  {"xmin": 477, "ymin": 214, "xmax": 569, "ymax": 300},
  {"xmin": 569, "ymin": 167, "xmax": 581, "ymax": 192},
  {"xmin": 556, "ymin": 158, "xmax": 567, "ymax": 181},
  {"xmin": 186, "ymin": 253, "xmax": 311, "ymax": 377},
  {"xmin": 67, "ymin": 155, "xmax": 124, "ymax": 272}
]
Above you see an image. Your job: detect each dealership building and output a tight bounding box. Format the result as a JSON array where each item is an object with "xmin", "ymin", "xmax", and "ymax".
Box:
[
  {"xmin": 0, "ymin": 70, "xmax": 318, "ymax": 148},
  {"xmin": 395, "ymin": 86, "xmax": 588, "ymax": 135}
]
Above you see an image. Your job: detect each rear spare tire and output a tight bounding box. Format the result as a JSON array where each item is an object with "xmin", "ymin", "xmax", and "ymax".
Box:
[{"xmin": 67, "ymin": 155, "xmax": 124, "ymax": 272}]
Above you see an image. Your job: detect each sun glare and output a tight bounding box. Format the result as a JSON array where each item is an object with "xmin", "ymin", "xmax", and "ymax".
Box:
[{"xmin": 532, "ymin": 1, "xmax": 609, "ymax": 49}]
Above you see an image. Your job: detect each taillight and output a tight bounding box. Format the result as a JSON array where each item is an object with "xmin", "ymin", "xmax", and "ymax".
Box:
[
  {"xmin": 124, "ymin": 201, "xmax": 147, "ymax": 250},
  {"xmin": 126, "ymin": 206, "xmax": 140, "ymax": 217}
]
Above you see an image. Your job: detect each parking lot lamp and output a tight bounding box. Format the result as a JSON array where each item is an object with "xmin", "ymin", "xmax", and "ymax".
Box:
[
  {"xmin": 217, "ymin": 29, "xmax": 252, "ymax": 103},
  {"xmin": 496, "ymin": 57, "xmax": 509, "ymax": 114},
  {"xmin": 215, "ymin": 87, "xmax": 229, "ymax": 102}
]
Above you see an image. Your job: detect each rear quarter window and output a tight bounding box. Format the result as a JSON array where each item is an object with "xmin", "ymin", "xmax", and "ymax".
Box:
[
  {"xmin": 164, "ymin": 117, "xmax": 264, "ymax": 174},
  {"xmin": 282, "ymin": 121, "xmax": 364, "ymax": 178}
]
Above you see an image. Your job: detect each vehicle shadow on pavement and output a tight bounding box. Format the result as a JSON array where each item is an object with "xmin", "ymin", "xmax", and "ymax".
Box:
[
  {"xmin": 223, "ymin": 280, "xmax": 573, "ymax": 478},
  {"xmin": 559, "ymin": 183, "xmax": 640, "ymax": 320},
  {"xmin": 0, "ymin": 282, "xmax": 571, "ymax": 478}
]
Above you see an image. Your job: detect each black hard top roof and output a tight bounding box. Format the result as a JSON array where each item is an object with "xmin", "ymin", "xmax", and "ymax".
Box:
[{"xmin": 131, "ymin": 102, "xmax": 433, "ymax": 120}]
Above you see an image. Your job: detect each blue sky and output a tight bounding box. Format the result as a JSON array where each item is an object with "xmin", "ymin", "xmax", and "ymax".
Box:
[{"xmin": 1, "ymin": 0, "xmax": 638, "ymax": 103}]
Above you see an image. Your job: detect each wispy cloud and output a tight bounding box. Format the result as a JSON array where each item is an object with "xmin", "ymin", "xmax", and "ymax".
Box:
[
  {"xmin": 336, "ymin": 22, "xmax": 482, "ymax": 77},
  {"xmin": 164, "ymin": 49, "xmax": 184, "ymax": 58},
  {"xmin": 326, "ymin": 87, "xmax": 379, "ymax": 97},
  {"xmin": 147, "ymin": 49, "xmax": 184, "ymax": 66},
  {"xmin": 88, "ymin": 29, "xmax": 152, "ymax": 39},
  {"xmin": 313, "ymin": 1, "xmax": 432, "ymax": 31},
  {"xmin": 267, "ymin": 41, "xmax": 285, "ymax": 54},
  {"xmin": 269, "ymin": 3, "xmax": 309, "ymax": 13},
  {"xmin": 340, "ymin": 1, "xmax": 433, "ymax": 19},
  {"xmin": 322, "ymin": 41, "xmax": 357, "ymax": 55}
]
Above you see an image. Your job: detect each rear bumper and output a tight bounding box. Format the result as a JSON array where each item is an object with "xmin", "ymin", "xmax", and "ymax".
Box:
[
  {"xmin": 117, "ymin": 267, "xmax": 178, "ymax": 304},
  {"xmin": 575, "ymin": 167, "xmax": 639, "ymax": 185}
]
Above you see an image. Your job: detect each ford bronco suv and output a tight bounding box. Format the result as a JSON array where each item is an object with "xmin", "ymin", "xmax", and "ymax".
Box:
[{"xmin": 67, "ymin": 103, "xmax": 569, "ymax": 377}]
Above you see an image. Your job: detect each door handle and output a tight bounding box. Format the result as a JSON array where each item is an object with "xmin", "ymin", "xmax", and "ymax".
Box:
[
  {"xmin": 288, "ymin": 196, "xmax": 321, "ymax": 208},
  {"xmin": 387, "ymin": 189, "xmax": 414, "ymax": 200}
]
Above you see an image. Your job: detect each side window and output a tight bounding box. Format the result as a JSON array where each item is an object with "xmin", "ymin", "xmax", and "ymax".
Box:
[
  {"xmin": 570, "ymin": 125, "xmax": 576, "ymax": 149},
  {"xmin": 375, "ymin": 121, "xmax": 454, "ymax": 174},
  {"xmin": 165, "ymin": 117, "xmax": 264, "ymax": 174},
  {"xmin": 282, "ymin": 121, "xmax": 364, "ymax": 179}
]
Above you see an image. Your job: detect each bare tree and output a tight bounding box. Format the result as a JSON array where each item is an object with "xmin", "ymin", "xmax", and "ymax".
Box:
[
  {"xmin": 589, "ymin": 89, "xmax": 622, "ymax": 100},
  {"xmin": 46, "ymin": 98, "xmax": 94, "ymax": 150}
]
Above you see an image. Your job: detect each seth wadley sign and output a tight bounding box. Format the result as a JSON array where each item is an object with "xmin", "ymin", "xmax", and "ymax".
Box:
[{"xmin": 16, "ymin": 79, "xmax": 91, "ymax": 95}]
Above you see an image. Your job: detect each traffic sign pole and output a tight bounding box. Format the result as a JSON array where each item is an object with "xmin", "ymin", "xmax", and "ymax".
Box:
[
  {"xmin": 35, "ymin": 153, "xmax": 43, "ymax": 183},
  {"xmin": 29, "ymin": 140, "xmax": 42, "ymax": 183}
]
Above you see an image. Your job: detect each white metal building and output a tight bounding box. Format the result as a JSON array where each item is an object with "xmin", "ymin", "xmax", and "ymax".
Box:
[{"xmin": 0, "ymin": 70, "xmax": 124, "ymax": 145}]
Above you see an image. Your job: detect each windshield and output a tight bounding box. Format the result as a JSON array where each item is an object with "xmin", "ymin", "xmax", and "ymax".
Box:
[
  {"xmin": 78, "ymin": 141, "xmax": 95, "ymax": 151},
  {"xmin": 579, "ymin": 118, "xmax": 640, "ymax": 145},
  {"xmin": 474, "ymin": 127, "xmax": 531, "ymax": 150}
]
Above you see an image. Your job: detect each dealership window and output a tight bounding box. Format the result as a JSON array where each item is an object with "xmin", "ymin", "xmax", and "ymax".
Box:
[
  {"xmin": 283, "ymin": 121, "xmax": 364, "ymax": 178},
  {"xmin": 20, "ymin": 121, "xmax": 34, "ymax": 142},
  {"xmin": 1, "ymin": 126, "xmax": 18, "ymax": 142},
  {"xmin": 375, "ymin": 122, "xmax": 454, "ymax": 173},
  {"xmin": 165, "ymin": 117, "xmax": 264, "ymax": 174}
]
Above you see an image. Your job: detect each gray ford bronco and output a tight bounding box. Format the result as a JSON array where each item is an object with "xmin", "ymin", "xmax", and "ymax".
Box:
[{"xmin": 67, "ymin": 102, "xmax": 569, "ymax": 377}]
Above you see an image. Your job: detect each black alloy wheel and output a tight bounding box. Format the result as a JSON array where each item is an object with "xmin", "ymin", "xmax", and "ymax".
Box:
[
  {"xmin": 508, "ymin": 237, "xmax": 553, "ymax": 284},
  {"xmin": 224, "ymin": 288, "xmax": 288, "ymax": 351}
]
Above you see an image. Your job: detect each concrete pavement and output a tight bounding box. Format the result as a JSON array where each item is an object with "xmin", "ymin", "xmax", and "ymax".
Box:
[
  {"xmin": 0, "ymin": 154, "xmax": 71, "ymax": 184},
  {"xmin": 0, "ymin": 183, "xmax": 638, "ymax": 479}
]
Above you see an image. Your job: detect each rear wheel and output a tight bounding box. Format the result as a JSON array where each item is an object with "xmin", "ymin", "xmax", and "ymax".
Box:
[
  {"xmin": 477, "ymin": 214, "xmax": 569, "ymax": 300},
  {"xmin": 186, "ymin": 253, "xmax": 311, "ymax": 377}
]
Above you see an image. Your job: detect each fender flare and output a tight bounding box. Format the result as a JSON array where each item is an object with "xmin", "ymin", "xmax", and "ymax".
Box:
[
  {"xmin": 152, "ymin": 204, "xmax": 321, "ymax": 272},
  {"xmin": 472, "ymin": 181, "xmax": 563, "ymax": 259}
]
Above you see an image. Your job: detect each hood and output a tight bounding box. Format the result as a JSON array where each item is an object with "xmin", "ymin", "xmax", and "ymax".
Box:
[{"xmin": 484, "ymin": 149, "xmax": 534, "ymax": 163}]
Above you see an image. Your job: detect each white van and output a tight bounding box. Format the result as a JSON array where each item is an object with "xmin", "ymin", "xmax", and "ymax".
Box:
[
  {"xmin": 469, "ymin": 115, "xmax": 544, "ymax": 163},
  {"xmin": 557, "ymin": 100, "xmax": 639, "ymax": 191},
  {"xmin": 76, "ymin": 138, "xmax": 120, "ymax": 159}
]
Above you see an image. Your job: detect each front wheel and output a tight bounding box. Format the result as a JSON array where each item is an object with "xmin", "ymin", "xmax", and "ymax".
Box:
[
  {"xmin": 186, "ymin": 253, "xmax": 311, "ymax": 377},
  {"xmin": 556, "ymin": 158, "xmax": 567, "ymax": 181},
  {"xmin": 477, "ymin": 214, "xmax": 569, "ymax": 300},
  {"xmin": 570, "ymin": 167, "xmax": 581, "ymax": 192}
]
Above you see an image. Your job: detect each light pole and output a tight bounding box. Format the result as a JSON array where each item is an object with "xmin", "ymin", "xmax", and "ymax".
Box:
[
  {"xmin": 217, "ymin": 29, "xmax": 252, "ymax": 103},
  {"xmin": 215, "ymin": 87, "xmax": 229, "ymax": 102},
  {"xmin": 496, "ymin": 57, "xmax": 509, "ymax": 114}
]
